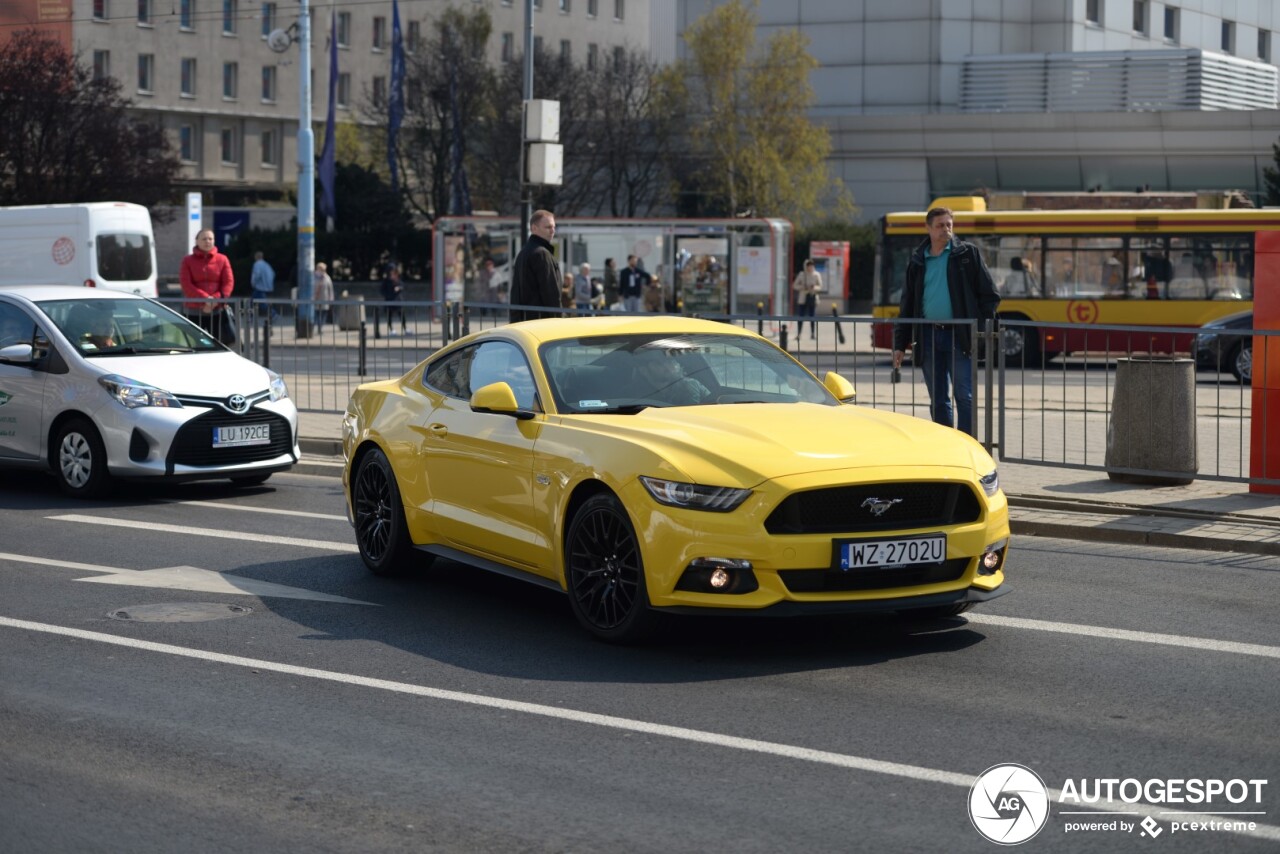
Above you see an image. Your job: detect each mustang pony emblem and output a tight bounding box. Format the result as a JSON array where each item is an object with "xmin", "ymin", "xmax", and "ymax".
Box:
[{"xmin": 860, "ymin": 497, "xmax": 903, "ymax": 517}]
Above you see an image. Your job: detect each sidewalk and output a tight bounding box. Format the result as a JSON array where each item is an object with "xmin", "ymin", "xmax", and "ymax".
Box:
[{"xmin": 293, "ymin": 411, "xmax": 1280, "ymax": 557}]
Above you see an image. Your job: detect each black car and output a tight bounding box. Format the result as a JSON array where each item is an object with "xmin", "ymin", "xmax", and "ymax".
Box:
[{"xmin": 1194, "ymin": 310, "xmax": 1253, "ymax": 385}]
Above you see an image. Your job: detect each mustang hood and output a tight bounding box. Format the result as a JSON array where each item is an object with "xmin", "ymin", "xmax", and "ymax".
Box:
[
  {"xmin": 86, "ymin": 352, "xmax": 275, "ymax": 397},
  {"xmin": 596, "ymin": 403, "xmax": 990, "ymax": 486}
]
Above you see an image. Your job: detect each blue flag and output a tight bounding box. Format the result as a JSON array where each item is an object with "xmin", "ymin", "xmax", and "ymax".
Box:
[
  {"xmin": 387, "ymin": 0, "xmax": 405, "ymax": 193},
  {"xmin": 317, "ymin": 10, "xmax": 338, "ymax": 224}
]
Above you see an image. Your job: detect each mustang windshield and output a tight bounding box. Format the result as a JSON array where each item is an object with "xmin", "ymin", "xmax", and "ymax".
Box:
[
  {"xmin": 543, "ymin": 333, "xmax": 836, "ymax": 414},
  {"xmin": 41, "ymin": 298, "xmax": 225, "ymax": 356}
]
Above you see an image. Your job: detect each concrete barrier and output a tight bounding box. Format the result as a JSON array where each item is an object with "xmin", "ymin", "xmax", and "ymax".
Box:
[{"xmin": 1106, "ymin": 357, "xmax": 1197, "ymax": 485}]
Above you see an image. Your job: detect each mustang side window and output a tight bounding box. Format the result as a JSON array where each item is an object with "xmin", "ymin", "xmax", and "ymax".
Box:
[{"xmin": 469, "ymin": 341, "xmax": 538, "ymax": 410}]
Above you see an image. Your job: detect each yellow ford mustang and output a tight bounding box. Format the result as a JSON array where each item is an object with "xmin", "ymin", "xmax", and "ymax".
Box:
[{"xmin": 342, "ymin": 316, "xmax": 1009, "ymax": 642}]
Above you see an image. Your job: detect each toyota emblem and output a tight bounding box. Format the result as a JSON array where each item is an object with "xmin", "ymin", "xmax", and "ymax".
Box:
[{"xmin": 227, "ymin": 394, "xmax": 249, "ymax": 413}]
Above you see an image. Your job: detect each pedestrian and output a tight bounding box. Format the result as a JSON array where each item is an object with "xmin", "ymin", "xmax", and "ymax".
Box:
[
  {"xmin": 891, "ymin": 206, "xmax": 1000, "ymax": 437},
  {"xmin": 603, "ymin": 257, "xmax": 619, "ymax": 309},
  {"xmin": 180, "ymin": 228, "xmax": 235, "ymax": 344},
  {"xmin": 573, "ymin": 262, "xmax": 594, "ymax": 312},
  {"xmin": 250, "ymin": 251, "xmax": 277, "ymax": 322},
  {"xmin": 619, "ymin": 255, "xmax": 651, "ymax": 312},
  {"xmin": 313, "ymin": 262, "xmax": 334, "ymax": 331},
  {"xmin": 508, "ymin": 209, "xmax": 563, "ymax": 322},
  {"xmin": 792, "ymin": 259, "xmax": 823, "ymax": 339},
  {"xmin": 643, "ymin": 275, "xmax": 664, "ymax": 312},
  {"xmin": 379, "ymin": 262, "xmax": 406, "ymax": 337}
]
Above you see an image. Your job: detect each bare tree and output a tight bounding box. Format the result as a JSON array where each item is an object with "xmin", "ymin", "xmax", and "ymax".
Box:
[{"xmin": 0, "ymin": 29, "xmax": 180, "ymax": 207}]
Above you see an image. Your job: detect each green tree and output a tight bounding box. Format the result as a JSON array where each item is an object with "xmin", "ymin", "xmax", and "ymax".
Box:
[
  {"xmin": 1264, "ymin": 141, "xmax": 1280, "ymax": 206},
  {"xmin": 0, "ymin": 29, "xmax": 180, "ymax": 207},
  {"xmin": 660, "ymin": 0, "xmax": 853, "ymax": 225}
]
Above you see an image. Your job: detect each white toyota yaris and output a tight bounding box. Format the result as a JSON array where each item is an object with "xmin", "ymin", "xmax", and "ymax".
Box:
[{"xmin": 0, "ymin": 286, "xmax": 298, "ymax": 497}]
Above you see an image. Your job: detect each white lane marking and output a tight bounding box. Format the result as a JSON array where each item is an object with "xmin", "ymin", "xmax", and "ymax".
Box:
[
  {"xmin": 0, "ymin": 553, "xmax": 374, "ymax": 604},
  {"xmin": 175, "ymin": 500, "xmax": 346, "ymax": 521},
  {"xmin": 967, "ymin": 613, "xmax": 1280, "ymax": 660},
  {"xmin": 49, "ymin": 514, "xmax": 357, "ymax": 553},
  {"xmin": 1, "ymin": 615, "xmax": 1275, "ymax": 843},
  {"xmin": 0, "ymin": 551, "xmax": 133, "ymax": 574}
]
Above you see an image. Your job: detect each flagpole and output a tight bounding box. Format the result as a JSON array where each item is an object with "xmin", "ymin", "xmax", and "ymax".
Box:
[{"xmin": 296, "ymin": 0, "xmax": 315, "ymax": 336}]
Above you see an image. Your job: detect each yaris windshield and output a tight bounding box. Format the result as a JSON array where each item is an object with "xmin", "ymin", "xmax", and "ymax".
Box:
[{"xmin": 41, "ymin": 298, "xmax": 224, "ymax": 356}]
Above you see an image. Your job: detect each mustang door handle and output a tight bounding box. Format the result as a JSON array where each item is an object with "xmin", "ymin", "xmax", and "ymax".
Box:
[{"xmin": 428, "ymin": 423, "xmax": 448, "ymax": 437}]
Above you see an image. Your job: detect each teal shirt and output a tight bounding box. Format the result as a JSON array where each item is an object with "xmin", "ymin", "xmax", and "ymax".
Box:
[{"xmin": 922, "ymin": 244, "xmax": 953, "ymax": 320}]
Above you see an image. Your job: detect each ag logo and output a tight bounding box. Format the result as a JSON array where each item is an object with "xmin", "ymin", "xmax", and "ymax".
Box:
[{"xmin": 968, "ymin": 763, "xmax": 1049, "ymax": 845}]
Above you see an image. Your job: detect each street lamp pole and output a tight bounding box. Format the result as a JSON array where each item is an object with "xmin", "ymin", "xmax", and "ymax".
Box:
[
  {"xmin": 296, "ymin": 0, "xmax": 315, "ymax": 336},
  {"xmin": 519, "ymin": 0, "xmax": 534, "ymax": 239}
]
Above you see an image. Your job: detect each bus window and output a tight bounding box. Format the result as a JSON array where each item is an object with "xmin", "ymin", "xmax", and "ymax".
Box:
[
  {"xmin": 1131, "ymin": 236, "xmax": 1172, "ymax": 299},
  {"xmin": 995, "ymin": 237, "xmax": 1043, "ymax": 298},
  {"xmin": 1167, "ymin": 236, "xmax": 1251, "ymax": 301}
]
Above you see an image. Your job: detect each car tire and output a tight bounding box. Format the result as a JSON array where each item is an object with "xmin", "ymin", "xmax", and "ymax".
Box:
[
  {"xmin": 564, "ymin": 493, "xmax": 655, "ymax": 644},
  {"xmin": 53, "ymin": 417, "xmax": 112, "ymax": 499},
  {"xmin": 231, "ymin": 472, "xmax": 272, "ymax": 486},
  {"xmin": 352, "ymin": 447, "xmax": 424, "ymax": 576},
  {"xmin": 994, "ymin": 314, "xmax": 1039, "ymax": 367},
  {"xmin": 1231, "ymin": 343, "xmax": 1252, "ymax": 385}
]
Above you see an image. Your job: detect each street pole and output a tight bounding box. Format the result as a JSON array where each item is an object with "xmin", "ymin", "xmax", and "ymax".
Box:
[
  {"xmin": 296, "ymin": 0, "xmax": 315, "ymax": 336},
  {"xmin": 519, "ymin": 0, "xmax": 534, "ymax": 240}
]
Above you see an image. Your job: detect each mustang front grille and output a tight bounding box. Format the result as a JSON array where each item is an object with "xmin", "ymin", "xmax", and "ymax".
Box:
[{"xmin": 765, "ymin": 482, "xmax": 981, "ymax": 534}]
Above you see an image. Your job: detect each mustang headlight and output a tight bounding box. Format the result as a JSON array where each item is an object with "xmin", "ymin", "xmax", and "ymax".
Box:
[
  {"xmin": 640, "ymin": 476, "xmax": 750, "ymax": 512},
  {"xmin": 267, "ymin": 369, "xmax": 289, "ymax": 401},
  {"xmin": 979, "ymin": 468, "xmax": 1000, "ymax": 497},
  {"xmin": 98, "ymin": 374, "xmax": 182, "ymax": 409}
]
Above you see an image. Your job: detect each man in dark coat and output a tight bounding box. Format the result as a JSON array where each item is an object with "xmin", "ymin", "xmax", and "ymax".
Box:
[
  {"xmin": 508, "ymin": 210, "xmax": 563, "ymax": 323},
  {"xmin": 891, "ymin": 206, "xmax": 1000, "ymax": 437}
]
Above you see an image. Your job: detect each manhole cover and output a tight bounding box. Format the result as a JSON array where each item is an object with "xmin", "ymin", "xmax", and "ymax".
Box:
[{"xmin": 108, "ymin": 603, "xmax": 254, "ymax": 623}]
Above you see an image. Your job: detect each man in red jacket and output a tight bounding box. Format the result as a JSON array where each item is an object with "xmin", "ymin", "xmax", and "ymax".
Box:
[{"xmin": 180, "ymin": 228, "xmax": 236, "ymax": 343}]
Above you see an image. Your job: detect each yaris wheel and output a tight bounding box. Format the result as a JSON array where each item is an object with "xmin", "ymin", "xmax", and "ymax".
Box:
[
  {"xmin": 352, "ymin": 448, "xmax": 424, "ymax": 576},
  {"xmin": 564, "ymin": 493, "xmax": 654, "ymax": 643},
  {"xmin": 54, "ymin": 417, "xmax": 111, "ymax": 498}
]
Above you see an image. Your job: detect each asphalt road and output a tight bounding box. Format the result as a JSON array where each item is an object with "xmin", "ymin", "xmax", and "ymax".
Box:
[{"xmin": 1, "ymin": 470, "xmax": 1277, "ymax": 852}]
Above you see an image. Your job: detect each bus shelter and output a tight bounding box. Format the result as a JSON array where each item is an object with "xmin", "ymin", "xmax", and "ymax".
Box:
[{"xmin": 432, "ymin": 217, "xmax": 793, "ymax": 316}]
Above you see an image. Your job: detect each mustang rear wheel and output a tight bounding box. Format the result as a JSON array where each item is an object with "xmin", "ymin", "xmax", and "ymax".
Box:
[
  {"xmin": 54, "ymin": 417, "xmax": 111, "ymax": 498},
  {"xmin": 352, "ymin": 448, "xmax": 423, "ymax": 576},
  {"xmin": 564, "ymin": 493, "xmax": 654, "ymax": 643}
]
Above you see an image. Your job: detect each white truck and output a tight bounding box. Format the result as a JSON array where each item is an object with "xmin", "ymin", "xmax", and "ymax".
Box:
[{"xmin": 0, "ymin": 202, "xmax": 158, "ymax": 297}]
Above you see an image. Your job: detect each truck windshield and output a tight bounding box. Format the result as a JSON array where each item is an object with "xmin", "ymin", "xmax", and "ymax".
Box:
[{"xmin": 96, "ymin": 233, "xmax": 153, "ymax": 282}]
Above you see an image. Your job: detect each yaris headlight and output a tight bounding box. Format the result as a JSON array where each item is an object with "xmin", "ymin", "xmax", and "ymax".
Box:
[
  {"xmin": 640, "ymin": 476, "xmax": 750, "ymax": 512},
  {"xmin": 267, "ymin": 369, "xmax": 289, "ymax": 401},
  {"xmin": 98, "ymin": 374, "xmax": 182, "ymax": 409}
]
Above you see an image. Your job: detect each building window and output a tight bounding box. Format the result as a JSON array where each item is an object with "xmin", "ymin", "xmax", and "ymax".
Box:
[
  {"xmin": 179, "ymin": 124, "xmax": 196, "ymax": 161},
  {"xmin": 613, "ymin": 45, "xmax": 624, "ymax": 70},
  {"xmin": 137, "ymin": 0, "xmax": 152, "ymax": 25},
  {"xmin": 337, "ymin": 72, "xmax": 351, "ymax": 107},
  {"xmin": 1085, "ymin": 0, "xmax": 1100, "ymax": 25},
  {"xmin": 261, "ymin": 130, "xmax": 277, "ymax": 167},
  {"xmin": 93, "ymin": 0, "xmax": 108, "ymax": 21},
  {"xmin": 92, "ymin": 50, "xmax": 110, "ymax": 81},
  {"xmin": 261, "ymin": 65, "xmax": 277, "ymax": 101},
  {"xmin": 373, "ymin": 75, "xmax": 387, "ymax": 108},
  {"xmin": 560, "ymin": 39, "xmax": 571, "ymax": 64},
  {"xmin": 181, "ymin": 58, "xmax": 197, "ymax": 96},
  {"xmin": 1260, "ymin": 29, "xmax": 1271, "ymax": 62},
  {"xmin": 587, "ymin": 42, "xmax": 598, "ymax": 70},
  {"xmin": 533, "ymin": 0, "xmax": 541, "ymax": 9},
  {"xmin": 1163, "ymin": 6, "xmax": 1178, "ymax": 42},
  {"xmin": 1132, "ymin": 1, "xmax": 1146, "ymax": 35},
  {"xmin": 337, "ymin": 11, "xmax": 351, "ymax": 47},
  {"xmin": 407, "ymin": 20, "xmax": 420, "ymax": 53},
  {"xmin": 501, "ymin": 32, "xmax": 514, "ymax": 62},
  {"xmin": 613, "ymin": 0, "xmax": 623, "ymax": 21},
  {"xmin": 587, "ymin": 0, "xmax": 597, "ymax": 16},
  {"xmin": 222, "ymin": 61, "xmax": 237, "ymax": 98},
  {"xmin": 373, "ymin": 16, "xmax": 386, "ymax": 50},
  {"xmin": 559, "ymin": 0, "xmax": 570, "ymax": 12},
  {"xmin": 534, "ymin": 35, "xmax": 544, "ymax": 55},
  {"xmin": 180, "ymin": 0, "xmax": 194, "ymax": 29},
  {"xmin": 1222, "ymin": 20, "xmax": 1235, "ymax": 54},
  {"xmin": 261, "ymin": 2, "xmax": 275, "ymax": 37},
  {"xmin": 223, "ymin": 0, "xmax": 237, "ymax": 34},
  {"xmin": 406, "ymin": 78, "xmax": 422, "ymax": 112},
  {"xmin": 220, "ymin": 127, "xmax": 238, "ymax": 164},
  {"xmin": 137, "ymin": 53, "xmax": 154, "ymax": 92}
]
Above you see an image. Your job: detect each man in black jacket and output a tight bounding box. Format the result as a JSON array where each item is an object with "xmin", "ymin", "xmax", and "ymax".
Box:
[
  {"xmin": 891, "ymin": 207, "xmax": 1000, "ymax": 437},
  {"xmin": 508, "ymin": 209, "xmax": 563, "ymax": 322}
]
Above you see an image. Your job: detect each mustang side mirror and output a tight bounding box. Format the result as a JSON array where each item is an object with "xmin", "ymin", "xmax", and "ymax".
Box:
[
  {"xmin": 471, "ymin": 381, "xmax": 536, "ymax": 420},
  {"xmin": 824, "ymin": 371, "xmax": 857, "ymax": 404}
]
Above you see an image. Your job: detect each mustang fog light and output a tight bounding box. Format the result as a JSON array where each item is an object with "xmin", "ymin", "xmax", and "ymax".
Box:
[
  {"xmin": 978, "ymin": 540, "xmax": 1008, "ymax": 575},
  {"xmin": 675, "ymin": 558, "xmax": 758, "ymax": 595}
]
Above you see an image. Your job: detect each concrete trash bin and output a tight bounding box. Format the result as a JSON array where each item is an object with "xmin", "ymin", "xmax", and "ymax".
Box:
[
  {"xmin": 1105, "ymin": 357, "xmax": 1197, "ymax": 485},
  {"xmin": 336, "ymin": 292, "xmax": 366, "ymax": 331}
]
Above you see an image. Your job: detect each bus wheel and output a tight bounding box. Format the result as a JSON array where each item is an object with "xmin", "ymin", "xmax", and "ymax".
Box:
[{"xmin": 997, "ymin": 315, "xmax": 1038, "ymax": 367}]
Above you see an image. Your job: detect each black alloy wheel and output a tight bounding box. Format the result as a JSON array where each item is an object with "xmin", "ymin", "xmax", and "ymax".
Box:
[
  {"xmin": 54, "ymin": 417, "xmax": 111, "ymax": 498},
  {"xmin": 564, "ymin": 493, "xmax": 654, "ymax": 643},
  {"xmin": 1231, "ymin": 343, "xmax": 1253, "ymax": 385},
  {"xmin": 352, "ymin": 448, "xmax": 423, "ymax": 575}
]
